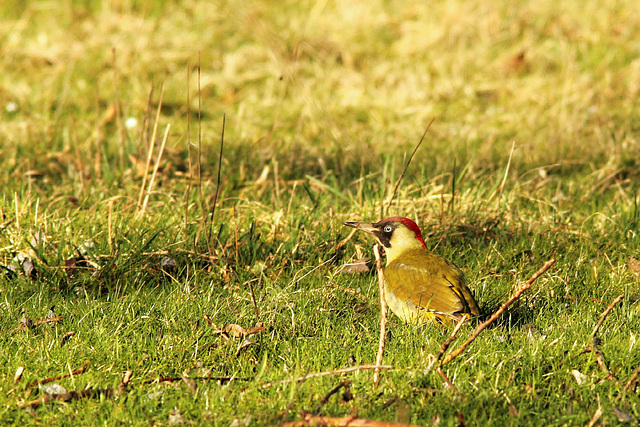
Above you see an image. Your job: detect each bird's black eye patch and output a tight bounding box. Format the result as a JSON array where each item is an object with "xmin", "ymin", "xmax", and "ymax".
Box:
[{"xmin": 373, "ymin": 222, "xmax": 396, "ymax": 248}]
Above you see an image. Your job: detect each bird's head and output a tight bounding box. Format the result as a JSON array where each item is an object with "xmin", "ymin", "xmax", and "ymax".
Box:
[{"xmin": 343, "ymin": 217, "xmax": 427, "ymax": 264}]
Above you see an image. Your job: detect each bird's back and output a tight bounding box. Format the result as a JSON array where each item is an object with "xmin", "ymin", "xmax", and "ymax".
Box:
[{"xmin": 384, "ymin": 247, "xmax": 480, "ymax": 323}]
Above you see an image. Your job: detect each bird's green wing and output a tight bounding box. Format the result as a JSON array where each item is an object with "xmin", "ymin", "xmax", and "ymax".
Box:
[{"xmin": 384, "ymin": 249, "xmax": 480, "ymax": 319}]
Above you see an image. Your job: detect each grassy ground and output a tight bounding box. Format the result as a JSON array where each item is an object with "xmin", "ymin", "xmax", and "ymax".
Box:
[{"xmin": 1, "ymin": 0, "xmax": 639, "ymax": 425}]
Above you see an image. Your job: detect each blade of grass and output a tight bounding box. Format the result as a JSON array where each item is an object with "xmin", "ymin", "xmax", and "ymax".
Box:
[
  {"xmin": 382, "ymin": 118, "xmax": 434, "ymax": 218},
  {"xmin": 137, "ymin": 76, "xmax": 166, "ymax": 211}
]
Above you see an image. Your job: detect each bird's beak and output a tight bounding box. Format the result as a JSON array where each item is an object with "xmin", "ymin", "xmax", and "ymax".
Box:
[{"xmin": 343, "ymin": 221, "xmax": 378, "ymax": 236}]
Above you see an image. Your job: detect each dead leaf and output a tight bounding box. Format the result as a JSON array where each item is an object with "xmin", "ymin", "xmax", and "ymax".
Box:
[
  {"xmin": 14, "ymin": 366, "xmax": 25, "ymax": 383},
  {"xmin": 65, "ymin": 255, "xmax": 87, "ymax": 280},
  {"xmin": 628, "ymin": 257, "xmax": 640, "ymax": 275},
  {"xmin": 161, "ymin": 256, "xmax": 178, "ymax": 272},
  {"xmin": 504, "ymin": 50, "xmax": 526, "ymax": 72},
  {"xmin": 21, "ymin": 258, "xmax": 37, "ymax": 279},
  {"xmin": 188, "ymin": 361, "xmax": 212, "ymax": 377},
  {"xmin": 229, "ymin": 415, "xmax": 252, "ymax": 427},
  {"xmin": 20, "ymin": 317, "xmax": 34, "ymax": 330},
  {"xmin": 571, "ymin": 369, "xmax": 588, "ymax": 385},
  {"xmin": 181, "ymin": 375, "xmax": 197, "ymax": 395},
  {"xmin": 143, "ymin": 390, "xmax": 165, "ymax": 402},
  {"xmin": 221, "ymin": 323, "xmax": 265, "ymax": 338},
  {"xmin": 223, "ymin": 324, "xmax": 247, "ymax": 338},
  {"xmin": 508, "ymin": 404, "xmax": 519, "ymax": 417},
  {"xmin": 168, "ymin": 408, "xmax": 185, "ymax": 425},
  {"xmin": 245, "ymin": 323, "xmax": 266, "ymax": 335},
  {"xmin": 342, "ymin": 257, "xmax": 372, "ymax": 274},
  {"xmin": 61, "ymin": 331, "xmax": 76, "ymax": 346},
  {"xmin": 612, "ymin": 407, "xmax": 632, "ymax": 422}
]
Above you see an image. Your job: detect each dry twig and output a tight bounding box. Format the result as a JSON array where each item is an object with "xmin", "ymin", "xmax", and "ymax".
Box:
[
  {"xmin": 438, "ymin": 316, "xmax": 467, "ymax": 360},
  {"xmin": 585, "ymin": 397, "xmax": 602, "ymax": 427},
  {"xmin": 22, "ymin": 388, "xmax": 115, "ymax": 408},
  {"xmin": 441, "ymin": 258, "xmax": 555, "ymax": 366},
  {"xmin": 260, "ymin": 364, "xmax": 393, "ymax": 389},
  {"xmin": 144, "ymin": 376, "xmax": 238, "ymax": 385},
  {"xmin": 22, "ymin": 370, "xmax": 131, "ymax": 408},
  {"xmin": 588, "ymin": 337, "xmax": 615, "ymax": 380},
  {"xmin": 33, "ymin": 316, "xmax": 63, "ymax": 326},
  {"xmin": 312, "ymin": 381, "xmax": 351, "ymax": 414},
  {"xmin": 27, "ymin": 362, "xmax": 90, "ymax": 388},
  {"xmin": 591, "ymin": 294, "xmax": 624, "ymax": 337},
  {"xmin": 423, "ymin": 316, "xmax": 466, "ymax": 376},
  {"xmin": 373, "ymin": 244, "xmax": 387, "ymax": 386},
  {"xmin": 436, "ymin": 366, "xmax": 463, "ymax": 397},
  {"xmin": 583, "ymin": 294, "xmax": 624, "ymax": 381},
  {"xmin": 283, "ymin": 413, "xmax": 423, "ymax": 427},
  {"xmin": 623, "ymin": 366, "xmax": 640, "ymax": 393}
]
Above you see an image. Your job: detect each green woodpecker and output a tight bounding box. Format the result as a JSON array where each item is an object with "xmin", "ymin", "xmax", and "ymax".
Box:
[{"xmin": 343, "ymin": 217, "xmax": 480, "ymax": 323}]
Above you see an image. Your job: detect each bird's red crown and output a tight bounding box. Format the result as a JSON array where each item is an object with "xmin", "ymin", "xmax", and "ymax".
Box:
[{"xmin": 380, "ymin": 217, "xmax": 427, "ymax": 248}]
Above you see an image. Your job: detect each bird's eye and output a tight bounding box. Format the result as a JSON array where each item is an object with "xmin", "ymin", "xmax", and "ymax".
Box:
[{"xmin": 384, "ymin": 226, "xmax": 392, "ymax": 233}]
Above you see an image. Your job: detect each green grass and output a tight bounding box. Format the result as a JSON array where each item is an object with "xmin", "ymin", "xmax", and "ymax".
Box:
[{"xmin": 1, "ymin": 0, "xmax": 640, "ymax": 425}]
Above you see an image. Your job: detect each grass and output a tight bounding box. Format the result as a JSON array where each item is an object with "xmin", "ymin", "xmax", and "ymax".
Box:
[{"xmin": 1, "ymin": 0, "xmax": 640, "ymax": 425}]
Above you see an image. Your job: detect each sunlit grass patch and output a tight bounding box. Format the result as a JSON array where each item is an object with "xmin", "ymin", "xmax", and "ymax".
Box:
[{"xmin": 1, "ymin": 0, "xmax": 640, "ymax": 425}]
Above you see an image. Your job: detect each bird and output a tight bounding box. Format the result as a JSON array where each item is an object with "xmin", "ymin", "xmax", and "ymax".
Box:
[{"xmin": 343, "ymin": 217, "xmax": 480, "ymax": 324}]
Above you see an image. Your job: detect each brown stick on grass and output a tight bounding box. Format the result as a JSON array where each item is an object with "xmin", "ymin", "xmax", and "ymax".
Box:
[
  {"xmin": 33, "ymin": 316, "xmax": 64, "ymax": 326},
  {"xmin": 438, "ymin": 316, "xmax": 467, "ymax": 360},
  {"xmin": 591, "ymin": 294, "xmax": 624, "ymax": 337},
  {"xmin": 623, "ymin": 366, "xmax": 640, "ymax": 393},
  {"xmin": 22, "ymin": 370, "xmax": 131, "ymax": 409},
  {"xmin": 423, "ymin": 316, "xmax": 467, "ymax": 376},
  {"xmin": 441, "ymin": 258, "xmax": 556, "ymax": 366},
  {"xmin": 260, "ymin": 364, "xmax": 392, "ymax": 389},
  {"xmin": 27, "ymin": 362, "xmax": 90, "ymax": 388},
  {"xmin": 372, "ymin": 244, "xmax": 388, "ymax": 387},
  {"xmin": 283, "ymin": 414, "xmax": 423, "ymax": 427},
  {"xmin": 585, "ymin": 294, "xmax": 624, "ymax": 380},
  {"xmin": 436, "ymin": 366, "xmax": 463, "ymax": 397}
]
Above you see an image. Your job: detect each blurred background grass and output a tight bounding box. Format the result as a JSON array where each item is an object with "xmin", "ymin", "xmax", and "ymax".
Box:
[{"xmin": 2, "ymin": 0, "xmax": 639, "ymax": 185}]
